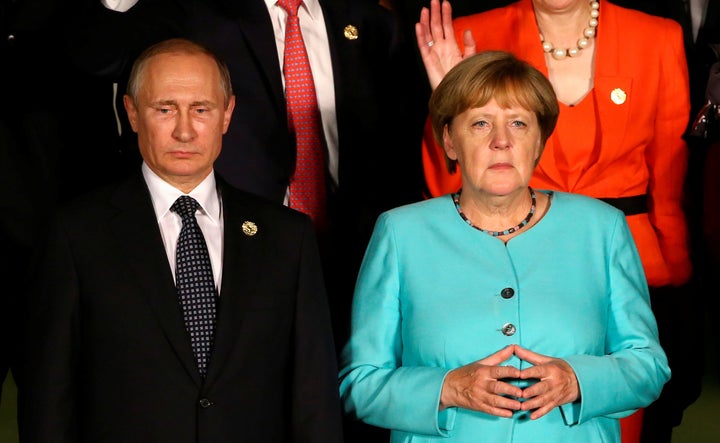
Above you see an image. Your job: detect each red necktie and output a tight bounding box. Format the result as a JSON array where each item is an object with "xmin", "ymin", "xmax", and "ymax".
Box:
[{"xmin": 278, "ymin": 0, "xmax": 327, "ymax": 230}]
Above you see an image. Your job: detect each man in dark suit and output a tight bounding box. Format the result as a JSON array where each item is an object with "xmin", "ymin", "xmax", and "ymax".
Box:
[
  {"xmin": 68, "ymin": 4, "xmax": 423, "ymax": 440},
  {"xmin": 68, "ymin": 0, "xmax": 424, "ymax": 344},
  {"xmin": 18, "ymin": 38, "xmax": 342, "ymax": 443}
]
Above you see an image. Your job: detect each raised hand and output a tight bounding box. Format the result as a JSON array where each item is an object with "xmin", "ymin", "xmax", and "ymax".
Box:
[{"xmin": 415, "ymin": 0, "xmax": 477, "ymax": 89}]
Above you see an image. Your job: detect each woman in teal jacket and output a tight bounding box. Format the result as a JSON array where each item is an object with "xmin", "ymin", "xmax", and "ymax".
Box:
[{"xmin": 338, "ymin": 51, "xmax": 669, "ymax": 443}]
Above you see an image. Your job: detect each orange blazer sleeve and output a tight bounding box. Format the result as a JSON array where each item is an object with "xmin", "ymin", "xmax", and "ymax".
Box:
[{"xmin": 645, "ymin": 17, "xmax": 692, "ymax": 286}]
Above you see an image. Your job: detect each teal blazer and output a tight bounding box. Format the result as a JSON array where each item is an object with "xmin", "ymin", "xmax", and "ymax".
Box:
[{"xmin": 339, "ymin": 191, "xmax": 669, "ymax": 443}]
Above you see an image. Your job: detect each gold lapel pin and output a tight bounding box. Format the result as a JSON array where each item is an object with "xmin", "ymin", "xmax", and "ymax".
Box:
[
  {"xmin": 344, "ymin": 25, "xmax": 359, "ymax": 40},
  {"xmin": 242, "ymin": 221, "xmax": 258, "ymax": 236},
  {"xmin": 610, "ymin": 88, "xmax": 627, "ymax": 105}
]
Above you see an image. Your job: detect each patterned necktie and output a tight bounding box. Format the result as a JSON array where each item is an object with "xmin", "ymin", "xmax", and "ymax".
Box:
[
  {"xmin": 171, "ymin": 195, "xmax": 217, "ymax": 378},
  {"xmin": 278, "ymin": 0, "xmax": 327, "ymax": 229}
]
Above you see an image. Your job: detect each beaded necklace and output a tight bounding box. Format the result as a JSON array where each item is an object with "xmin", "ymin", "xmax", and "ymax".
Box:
[
  {"xmin": 539, "ymin": 1, "xmax": 600, "ymax": 60},
  {"xmin": 452, "ymin": 187, "xmax": 536, "ymax": 237}
]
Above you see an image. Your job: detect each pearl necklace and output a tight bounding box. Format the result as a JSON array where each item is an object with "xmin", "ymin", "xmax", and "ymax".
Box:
[
  {"xmin": 453, "ymin": 187, "xmax": 537, "ymax": 237},
  {"xmin": 539, "ymin": 1, "xmax": 600, "ymax": 60}
]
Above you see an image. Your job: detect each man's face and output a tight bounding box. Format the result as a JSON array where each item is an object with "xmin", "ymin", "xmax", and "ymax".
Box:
[{"xmin": 124, "ymin": 51, "xmax": 235, "ymax": 192}]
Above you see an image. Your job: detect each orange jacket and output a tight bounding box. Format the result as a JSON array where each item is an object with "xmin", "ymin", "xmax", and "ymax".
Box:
[{"xmin": 422, "ymin": 0, "xmax": 691, "ymax": 287}]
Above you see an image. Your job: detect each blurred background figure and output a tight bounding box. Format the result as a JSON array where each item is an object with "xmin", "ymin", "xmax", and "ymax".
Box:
[{"xmin": 1, "ymin": 0, "xmax": 134, "ymax": 405}]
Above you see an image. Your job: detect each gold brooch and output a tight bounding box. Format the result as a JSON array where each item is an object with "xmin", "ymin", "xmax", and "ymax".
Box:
[
  {"xmin": 344, "ymin": 25, "xmax": 359, "ymax": 40},
  {"xmin": 610, "ymin": 88, "xmax": 627, "ymax": 105},
  {"xmin": 241, "ymin": 221, "xmax": 258, "ymax": 236}
]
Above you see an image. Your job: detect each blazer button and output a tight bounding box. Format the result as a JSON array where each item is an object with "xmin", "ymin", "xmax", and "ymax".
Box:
[
  {"xmin": 199, "ymin": 398, "xmax": 213, "ymax": 408},
  {"xmin": 501, "ymin": 323, "xmax": 516, "ymax": 336},
  {"xmin": 500, "ymin": 287, "xmax": 515, "ymax": 299}
]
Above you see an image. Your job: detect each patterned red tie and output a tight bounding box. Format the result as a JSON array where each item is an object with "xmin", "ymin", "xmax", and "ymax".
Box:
[{"xmin": 278, "ymin": 0, "xmax": 327, "ymax": 230}]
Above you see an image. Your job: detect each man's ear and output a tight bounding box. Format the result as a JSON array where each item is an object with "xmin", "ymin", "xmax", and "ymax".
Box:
[
  {"xmin": 123, "ymin": 95, "xmax": 139, "ymax": 133},
  {"xmin": 223, "ymin": 95, "xmax": 236, "ymax": 134}
]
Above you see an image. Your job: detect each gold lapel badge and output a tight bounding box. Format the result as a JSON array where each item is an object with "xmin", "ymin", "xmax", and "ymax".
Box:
[
  {"xmin": 242, "ymin": 221, "xmax": 258, "ymax": 237},
  {"xmin": 610, "ymin": 88, "xmax": 627, "ymax": 105},
  {"xmin": 344, "ymin": 25, "xmax": 359, "ymax": 40}
]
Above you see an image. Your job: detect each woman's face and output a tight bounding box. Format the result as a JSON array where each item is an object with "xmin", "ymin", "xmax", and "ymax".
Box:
[{"xmin": 443, "ymin": 98, "xmax": 543, "ymax": 196}]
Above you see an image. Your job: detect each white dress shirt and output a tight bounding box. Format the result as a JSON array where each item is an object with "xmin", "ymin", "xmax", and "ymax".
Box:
[
  {"xmin": 101, "ymin": 0, "xmax": 139, "ymax": 13},
  {"xmin": 690, "ymin": 0, "xmax": 709, "ymax": 42},
  {"xmin": 142, "ymin": 163, "xmax": 224, "ymax": 292}
]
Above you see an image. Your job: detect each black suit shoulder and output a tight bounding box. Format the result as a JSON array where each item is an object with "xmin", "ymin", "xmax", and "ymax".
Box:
[{"xmin": 217, "ymin": 176, "xmax": 314, "ymax": 230}]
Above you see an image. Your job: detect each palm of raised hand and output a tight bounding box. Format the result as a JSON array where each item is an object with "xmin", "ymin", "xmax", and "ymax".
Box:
[{"xmin": 415, "ymin": 0, "xmax": 478, "ymax": 89}]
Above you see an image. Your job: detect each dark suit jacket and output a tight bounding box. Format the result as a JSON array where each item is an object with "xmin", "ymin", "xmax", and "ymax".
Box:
[{"xmin": 19, "ymin": 171, "xmax": 343, "ymax": 443}]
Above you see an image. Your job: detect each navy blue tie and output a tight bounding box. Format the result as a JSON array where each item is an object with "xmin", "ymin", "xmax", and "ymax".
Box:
[{"xmin": 171, "ymin": 196, "xmax": 217, "ymax": 378}]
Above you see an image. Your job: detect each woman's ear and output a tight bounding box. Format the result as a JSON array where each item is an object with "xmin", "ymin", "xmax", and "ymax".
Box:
[{"xmin": 442, "ymin": 124, "xmax": 458, "ymax": 160}]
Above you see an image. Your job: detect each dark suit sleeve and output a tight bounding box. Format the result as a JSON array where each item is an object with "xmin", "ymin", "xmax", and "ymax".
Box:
[
  {"xmin": 292, "ymin": 218, "xmax": 344, "ymax": 443},
  {"xmin": 67, "ymin": 0, "xmax": 187, "ymax": 78},
  {"xmin": 19, "ymin": 218, "xmax": 79, "ymax": 443}
]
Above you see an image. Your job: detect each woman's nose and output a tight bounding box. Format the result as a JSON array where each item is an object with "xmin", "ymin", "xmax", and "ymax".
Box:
[{"xmin": 491, "ymin": 125, "xmax": 511, "ymax": 150}]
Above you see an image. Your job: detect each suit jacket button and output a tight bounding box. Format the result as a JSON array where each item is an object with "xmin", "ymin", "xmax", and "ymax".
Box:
[
  {"xmin": 501, "ymin": 323, "xmax": 516, "ymax": 336},
  {"xmin": 500, "ymin": 287, "xmax": 515, "ymax": 299},
  {"xmin": 199, "ymin": 398, "xmax": 213, "ymax": 408}
]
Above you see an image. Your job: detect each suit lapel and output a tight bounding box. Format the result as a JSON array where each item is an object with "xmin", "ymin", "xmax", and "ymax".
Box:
[
  {"xmin": 110, "ymin": 173, "xmax": 202, "ymax": 386},
  {"xmin": 515, "ymin": 0, "xmax": 551, "ymax": 77},
  {"xmin": 320, "ymin": 0, "xmax": 352, "ymax": 135},
  {"xmin": 191, "ymin": 0, "xmax": 287, "ymax": 118},
  {"xmin": 204, "ymin": 184, "xmax": 265, "ymax": 386},
  {"xmin": 508, "ymin": 0, "xmax": 567, "ymax": 188},
  {"xmin": 233, "ymin": 1, "xmax": 288, "ymax": 112},
  {"xmin": 589, "ymin": 1, "xmax": 631, "ymax": 177},
  {"xmin": 697, "ymin": 0, "xmax": 720, "ymax": 48}
]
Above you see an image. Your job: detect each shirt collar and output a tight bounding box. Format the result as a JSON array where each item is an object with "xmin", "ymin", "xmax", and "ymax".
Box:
[
  {"xmin": 266, "ymin": 0, "xmax": 321, "ymax": 20},
  {"xmin": 142, "ymin": 162, "xmax": 221, "ymax": 225}
]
